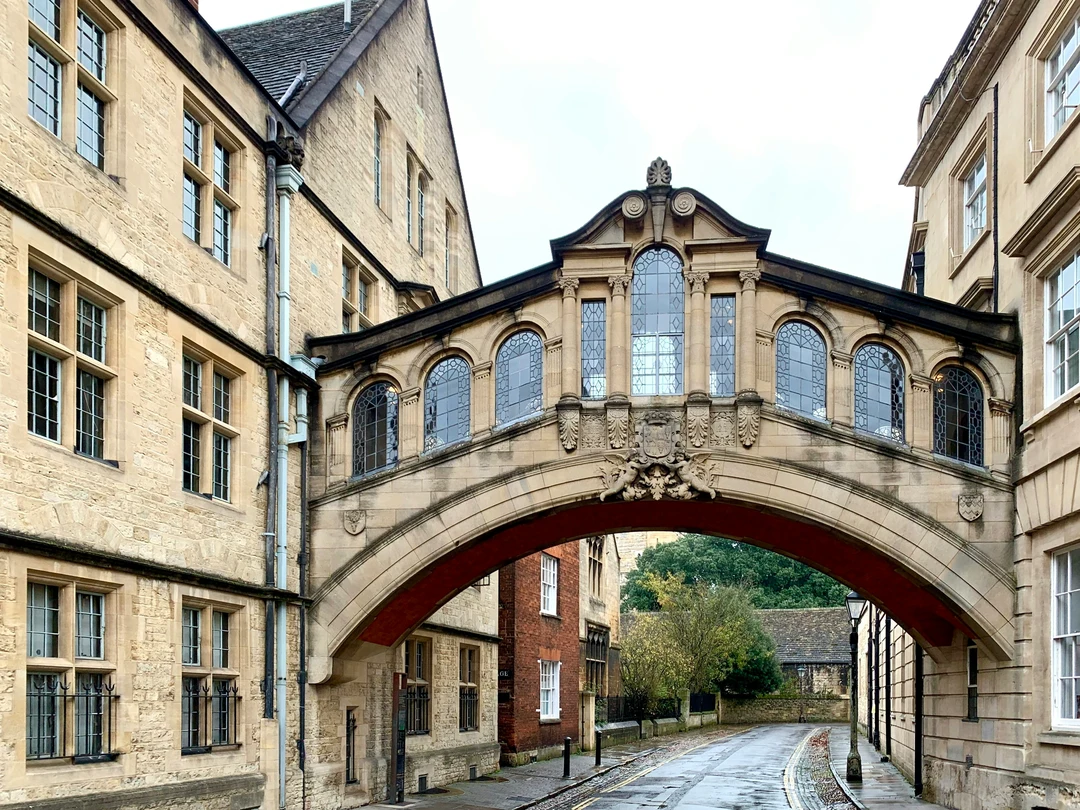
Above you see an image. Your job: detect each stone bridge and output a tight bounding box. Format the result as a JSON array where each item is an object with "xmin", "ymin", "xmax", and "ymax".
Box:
[{"xmin": 304, "ymin": 160, "xmax": 1019, "ymax": 683}]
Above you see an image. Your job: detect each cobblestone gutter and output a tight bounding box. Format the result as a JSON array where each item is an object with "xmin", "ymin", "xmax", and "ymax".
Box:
[{"xmin": 786, "ymin": 728, "xmax": 858, "ymax": 810}]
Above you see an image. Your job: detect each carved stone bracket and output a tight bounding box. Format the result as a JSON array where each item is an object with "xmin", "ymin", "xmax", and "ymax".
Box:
[
  {"xmin": 599, "ymin": 410, "xmax": 716, "ymax": 502},
  {"xmin": 557, "ymin": 401, "xmax": 581, "ymax": 451},
  {"xmin": 606, "ymin": 403, "xmax": 629, "ymax": 449},
  {"xmin": 686, "ymin": 401, "xmax": 711, "ymax": 448},
  {"xmin": 736, "ymin": 394, "xmax": 762, "ymax": 448}
]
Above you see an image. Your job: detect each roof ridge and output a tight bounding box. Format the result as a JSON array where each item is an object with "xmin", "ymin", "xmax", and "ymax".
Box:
[{"xmin": 218, "ymin": 0, "xmax": 361, "ymax": 33}]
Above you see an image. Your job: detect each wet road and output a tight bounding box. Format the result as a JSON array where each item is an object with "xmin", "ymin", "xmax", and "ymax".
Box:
[{"xmin": 571, "ymin": 724, "xmax": 809, "ymax": 810}]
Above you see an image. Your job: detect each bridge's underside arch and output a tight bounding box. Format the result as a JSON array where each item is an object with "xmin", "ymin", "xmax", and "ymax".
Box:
[{"xmin": 309, "ymin": 454, "xmax": 1015, "ymax": 681}]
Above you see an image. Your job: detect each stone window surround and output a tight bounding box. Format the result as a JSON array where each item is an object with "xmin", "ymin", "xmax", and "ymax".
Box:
[
  {"xmin": 405, "ymin": 149, "xmax": 432, "ymax": 260},
  {"xmin": 25, "ymin": 252, "xmax": 120, "ymax": 465},
  {"xmin": 1052, "ymin": 545, "xmax": 1080, "ymax": 731},
  {"xmin": 1025, "ymin": 1, "xmax": 1080, "ymax": 179},
  {"xmin": 444, "ymin": 202, "xmax": 457, "ymax": 293},
  {"xmin": 372, "ymin": 100, "xmax": 393, "ymax": 220},
  {"xmin": 181, "ymin": 92, "xmax": 242, "ymax": 270},
  {"xmin": 341, "ymin": 246, "xmax": 375, "ymax": 334},
  {"xmin": 178, "ymin": 595, "xmax": 243, "ymax": 754},
  {"xmin": 26, "ymin": 0, "xmax": 121, "ymax": 175},
  {"xmin": 22, "ymin": 572, "xmax": 119, "ymax": 765},
  {"xmin": 1045, "ymin": 249, "xmax": 1080, "ymax": 404},
  {"xmin": 948, "ymin": 114, "xmax": 992, "ymax": 278},
  {"xmin": 179, "ymin": 341, "xmax": 241, "ymax": 505}
]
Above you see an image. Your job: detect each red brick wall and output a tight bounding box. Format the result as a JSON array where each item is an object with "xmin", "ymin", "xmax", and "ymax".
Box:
[{"xmin": 498, "ymin": 543, "xmax": 580, "ymax": 755}]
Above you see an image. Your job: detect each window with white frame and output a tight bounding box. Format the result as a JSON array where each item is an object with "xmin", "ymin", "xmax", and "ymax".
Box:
[
  {"xmin": 26, "ymin": 264, "xmax": 116, "ymax": 462},
  {"xmin": 25, "ymin": 579, "xmax": 118, "ymax": 762},
  {"xmin": 27, "ymin": 1, "xmax": 116, "ymax": 171},
  {"xmin": 1047, "ymin": 252, "xmax": 1079, "ymax": 401},
  {"xmin": 539, "ymin": 659, "xmax": 560, "ymax": 720},
  {"xmin": 180, "ymin": 601, "xmax": 240, "ymax": 752},
  {"xmin": 342, "ymin": 251, "xmax": 373, "ymax": 334},
  {"xmin": 1047, "ymin": 14, "xmax": 1080, "ymax": 141},
  {"xmin": 181, "ymin": 104, "xmax": 238, "ymax": 266},
  {"xmin": 962, "ymin": 155, "xmax": 986, "ymax": 250},
  {"xmin": 180, "ymin": 348, "xmax": 239, "ymax": 502},
  {"xmin": 1053, "ymin": 547, "xmax": 1080, "ymax": 728},
  {"xmin": 540, "ymin": 553, "xmax": 558, "ymax": 616}
]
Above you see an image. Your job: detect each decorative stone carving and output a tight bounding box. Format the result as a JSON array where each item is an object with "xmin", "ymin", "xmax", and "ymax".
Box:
[
  {"xmin": 608, "ymin": 274, "xmax": 631, "ymax": 297},
  {"xmin": 958, "ymin": 494, "xmax": 984, "ymax": 522},
  {"xmin": 276, "ymin": 132, "xmax": 306, "ymax": 168},
  {"xmin": 685, "ymin": 270, "xmax": 709, "ymax": 295},
  {"xmin": 739, "ymin": 267, "xmax": 761, "ymax": 290},
  {"xmin": 557, "ymin": 277, "xmax": 580, "ymax": 296},
  {"xmin": 326, "ymin": 413, "xmax": 349, "ymax": 481},
  {"xmin": 599, "ymin": 411, "xmax": 716, "ymax": 501},
  {"xmin": 671, "ymin": 190, "xmax": 697, "ymax": 218},
  {"xmin": 686, "ymin": 404, "xmax": 710, "ymax": 448},
  {"xmin": 557, "ymin": 404, "xmax": 580, "ymax": 451},
  {"xmin": 646, "ymin": 157, "xmax": 672, "ymax": 187},
  {"xmin": 581, "ymin": 412, "xmax": 606, "ymax": 449},
  {"xmin": 343, "ymin": 509, "xmax": 366, "ymax": 536},
  {"xmin": 622, "ymin": 193, "xmax": 647, "ymax": 221},
  {"xmin": 737, "ymin": 396, "xmax": 761, "ymax": 448},
  {"xmin": 608, "ymin": 409, "xmax": 629, "ymax": 449},
  {"xmin": 712, "ymin": 410, "xmax": 736, "ymax": 447}
]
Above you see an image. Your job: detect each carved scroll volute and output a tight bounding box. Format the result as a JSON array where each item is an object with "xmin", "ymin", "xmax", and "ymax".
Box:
[{"xmin": 326, "ymin": 413, "xmax": 349, "ymax": 485}]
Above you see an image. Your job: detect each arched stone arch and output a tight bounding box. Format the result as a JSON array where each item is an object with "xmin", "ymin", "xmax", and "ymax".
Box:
[
  {"xmin": 848, "ymin": 326, "xmax": 926, "ymax": 378},
  {"xmin": 767, "ymin": 300, "xmax": 846, "ymax": 354},
  {"xmin": 926, "ymin": 350, "xmax": 1007, "ymax": 402},
  {"xmin": 408, "ymin": 340, "xmax": 480, "ymax": 391},
  {"xmin": 627, "ymin": 239, "xmax": 690, "ymax": 274},
  {"xmin": 478, "ymin": 312, "xmax": 552, "ymax": 369},
  {"xmin": 308, "ymin": 452, "xmax": 1015, "ymax": 684}
]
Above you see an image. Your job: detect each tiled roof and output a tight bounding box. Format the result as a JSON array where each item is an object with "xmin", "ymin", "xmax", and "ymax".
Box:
[
  {"xmin": 756, "ymin": 608, "xmax": 850, "ymax": 665},
  {"xmin": 219, "ymin": 0, "xmax": 380, "ymax": 104}
]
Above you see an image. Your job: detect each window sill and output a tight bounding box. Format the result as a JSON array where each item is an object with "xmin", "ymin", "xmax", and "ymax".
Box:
[
  {"xmin": 539, "ymin": 718, "xmax": 562, "ymax": 725},
  {"xmin": 540, "ymin": 612, "xmax": 561, "ymax": 620},
  {"xmin": 1038, "ymin": 731, "xmax": 1080, "ymax": 747},
  {"xmin": 1020, "ymin": 385, "xmax": 1080, "ymax": 437},
  {"xmin": 1026, "ymin": 110, "xmax": 1080, "ymax": 186},
  {"xmin": 182, "ymin": 489, "xmax": 243, "ymax": 515},
  {"xmin": 949, "ymin": 228, "xmax": 990, "ymax": 279},
  {"xmin": 929, "ymin": 453, "xmax": 989, "ymax": 476},
  {"xmin": 27, "ymin": 434, "xmax": 123, "ymax": 474}
]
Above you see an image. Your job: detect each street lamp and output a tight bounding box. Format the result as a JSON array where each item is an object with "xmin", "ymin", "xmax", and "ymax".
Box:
[{"xmin": 845, "ymin": 591, "xmax": 868, "ymax": 783}]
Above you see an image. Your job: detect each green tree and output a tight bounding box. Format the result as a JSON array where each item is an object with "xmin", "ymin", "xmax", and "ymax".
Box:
[{"xmin": 622, "ymin": 533, "xmax": 848, "ymax": 611}]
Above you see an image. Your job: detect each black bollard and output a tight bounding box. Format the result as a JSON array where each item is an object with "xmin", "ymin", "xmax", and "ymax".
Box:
[
  {"xmin": 563, "ymin": 736, "xmax": 572, "ymax": 778},
  {"xmin": 595, "ymin": 730, "xmax": 602, "ymax": 767}
]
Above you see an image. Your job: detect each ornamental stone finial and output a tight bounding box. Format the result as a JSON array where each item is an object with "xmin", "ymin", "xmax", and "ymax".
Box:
[{"xmin": 646, "ymin": 157, "xmax": 672, "ymax": 187}]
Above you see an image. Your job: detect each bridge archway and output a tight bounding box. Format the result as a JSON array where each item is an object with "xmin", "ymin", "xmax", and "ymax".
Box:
[{"xmin": 309, "ymin": 451, "xmax": 1014, "ymax": 682}]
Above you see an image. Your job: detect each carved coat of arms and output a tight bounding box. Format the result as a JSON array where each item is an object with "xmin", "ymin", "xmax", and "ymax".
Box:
[
  {"xmin": 599, "ymin": 411, "xmax": 716, "ymax": 501},
  {"xmin": 343, "ymin": 509, "xmax": 367, "ymax": 536},
  {"xmin": 957, "ymin": 494, "xmax": 983, "ymax": 522}
]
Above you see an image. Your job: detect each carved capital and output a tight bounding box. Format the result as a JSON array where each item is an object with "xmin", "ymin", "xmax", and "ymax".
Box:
[
  {"xmin": 988, "ymin": 397, "xmax": 1013, "ymax": 415},
  {"xmin": 909, "ymin": 374, "xmax": 933, "ymax": 393},
  {"xmin": 557, "ymin": 277, "xmax": 580, "ymax": 297},
  {"xmin": 472, "ymin": 361, "xmax": 492, "ymax": 381},
  {"xmin": 830, "ymin": 350, "xmax": 853, "ymax": 370},
  {"xmin": 608, "ymin": 274, "xmax": 632, "ymax": 297},
  {"xmin": 400, "ymin": 386, "xmax": 421, "ymax": 408},
  {"xmin": 685, "ymin": 270, "xmax": 710, "ymax": 295},
  {"xmin": 326, "ymin": 413, "xmax": 349, "ymax": 431},
  {"xmin": 739, "ymin": 267, "xmax": 761, "ymax": 290}
]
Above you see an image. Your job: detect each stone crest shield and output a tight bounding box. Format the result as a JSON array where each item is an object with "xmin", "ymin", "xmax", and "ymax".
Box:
[
  {"xmin": 344, "ymin": 509, "xmax": 367, "ymax": 536},
  {"xmin": 957, "ymin": 495, "xmax": 983, "ymax": 522}
]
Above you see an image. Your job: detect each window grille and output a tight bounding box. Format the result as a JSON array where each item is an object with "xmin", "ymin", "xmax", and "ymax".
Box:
[
  {"xmin": 776, "ymin": 321, "xmax": 826, "ymax": 419},
  {"xmin": 585, "ymin": 626, "xmax": 609, "ymax": 696},
  {"xmin": 182, "ymin": 175, "xmax": 201, "ymax": 242},
  {"xmin": 75, "ymin": 84, "xmax": 105, "ymax": 169},
  {"xmin": 26, "ymin": 673, "xmax": 118, "ymax": 762},
  {"xmin": 854, "ymin": 344, "xmax": 904, "ymax": 442},
  {"xmin": 459, "ymin": 647, "xmax": 479, "ymax": 731},
  {"xmin": 966, "ymin": 642, "xmax": 978, "ymax": 721},
  {"xmin": 76, "ymin": 11, "xmax": 106, "ymax": 80},
  {"xmin": 181, "ymin": 677, "xmax": 240, "ymax": 753},
  {"xmin": 213, "ymin": 373, "xmax": 231, "ymax": 423},
  {"xmin": 424, "ymin": 357, "xmax": 471, "ymax": 450},
  {"xmin": 352, "ymin": 382, "xmax": 399, "ymax": 476},
  {"xmin": 631, "ymin": 247, "xmax": 684, "ymax": 396},
  {"xmin": 709, "ymin": 294, "xmax": 736, "ymax": 397},
  {"xmin": 587, "ymin": 536, "xmax": 603, "ymax": 598},
  {"xmin": 30, "ymin": 0, "xmax": 62, "ymax": 39},
  {"xmin": 581, "ymin": 300, "xmax": 606, "ymax": 399},
  {"xmin": 212, "ymin": 432, "xmax": 231, "ymax": 502},
  {"xmin": 373, "ymin": 116, "xmax": 382, "ymax": 207},
  {"xmin": 212, "ymin": 610, "xmax": 230, "ymax": 669},
  {"xmin": 932, "ymin": 367, "xmax": 983, "ymax": 466},
  {"xmin": 495, "ymin": 331, "xmax": 543, "ymax": 424},
  {"xmin": 345, "ymin": 708, "xmax": 358, "ymax": 782},
  {"xmin": 404, "ymin": 638, "xmax": 430, "ymax": 735},
  {"xmin": 182, "ymin": 606, "xmax": 201, "ymax": 665},
  {"xmin": 183, "ymin": 112, "xmax": 202, "ymax": 167},
  {"xmin": 212, "ymin": 200, "xmax": 231, "ymax": 266},
  {"xmin": 213, "ymin": 142, "xmax": 231, "ymax": 193}
]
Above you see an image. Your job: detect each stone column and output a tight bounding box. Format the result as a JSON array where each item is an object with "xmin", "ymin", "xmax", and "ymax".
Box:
[
  {"xmin": 544, "ymin": 338, "xmax": 562, "ymax": 409},
  {"xmin": 325, "ymin": 413, "xmax": 349, "ymax": 484},
  {"xmin": 737, "ymin": 268, "xmax": 760, "ymax": 394},
  {"xmin": 910, "ymin": 374, "xmax": 932, "ymax": 451},
  {"xmin": 399, "ymin": 387, "xmax": 421, "ymax": 459},
  {"xmin": 471, "ymin": 362, "xmax": 492, "ymax": 437},
  {"xmin": 831, "ymin": 351, "xmax": 853, "ymax": 426},
  {"xmin": 581, "ymin": 692, "xmax": 596, "ymax": 750},
  {"xmin": 558, "ymin": 277, "xmax": 580, "ymax": 401},
  {"xmin": 989, "ymin": 398, "xmax": 1013, "ymax": 469},
  {"xmin": 678, "ymin": 688, "xmax": 691, "ymax": 728},
  {"xmin": 685, "ymin": 270, "xmax": 710, "ymax": 398},
  {"xmin": 608, "ymin": 274, "xmax": 631, "ymax": 399}
]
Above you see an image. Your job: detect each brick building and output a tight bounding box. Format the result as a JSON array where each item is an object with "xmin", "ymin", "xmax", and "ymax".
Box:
[{"xmin": 497, "ymin": 543, "xmax": 580, "ymax": 764}]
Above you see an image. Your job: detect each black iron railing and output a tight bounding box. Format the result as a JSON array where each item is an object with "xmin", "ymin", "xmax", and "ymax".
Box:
[
  {"xmin": 26, "ymin": 674, "xmax": 119, "ymax": 763},
  {"xmin": 459, "ymin": 686, "xmax": 478, "ymax": 731},
  {"xmin": 405, "ymin": 684, "xmax": 430, "ymax": 735},
  {"xmin": 181, "ymin": 678, "xmax": 241, "ymax": 754},
  {"xmin": 599, "ymin": 694, "xmax": 681, "ymax": 723},
  {"xmin": 689, "ymin": 693, "xmax": 716, "ymax": 713}
]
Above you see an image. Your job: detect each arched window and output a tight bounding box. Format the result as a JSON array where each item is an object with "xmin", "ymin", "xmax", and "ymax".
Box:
[
  {"xmin": 776, "ymin": 321, "xmax": 826, "ymax": 419},
  {"xmin": 352, "ymin": 382, "xmax": 398, "ymax": 476},
  {"xmin": 854, "ymin": 344, "xmax": 905, "ymax": 441},
  {"xmin": 933, "ymin": 367, "xmax": 983, "ymax": 465},
  {"xmin": 631, "ymin": 246, "xmax": 684, "ymax": 396},
  {"xmin": 495, "ymin": 331, "xmax": 543, "ymax": 425},
  {"xmin": 424, "ymin": 357, "xmax": 471, "ymax": 450}
]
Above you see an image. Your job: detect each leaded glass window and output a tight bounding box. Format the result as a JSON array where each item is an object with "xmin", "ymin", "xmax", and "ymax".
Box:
[
  {"xmin": 581, "ymin": 300, "xmax": 606, "ymax": 399},
  {"xmin": 776, "ymin": 322, "xmax": 826, "ymax": 419},
  {"xmin": 495, "ymin": 331, "xmax": 543, "ymax": 425},
  {"xmin": 854, "ymin": 344, "xmax": 905, "ymax": 442},
  {"xmin": 933, "ymin": 367, "xmax": 983, "ymax": 466},
  {"xmin": 353, "ymin": 382, "xmax": 399, "ymax": 476},
  {"xmin": 709, "ymin": 294, "xmax": 736, "ymax": 397},
  {"xmin": 424, "ymin": 357, "xmax": 470, "ymax": 450},
  {"xmin": 631, "ymin": 247, "xmax": 684, "ymax": 396}
]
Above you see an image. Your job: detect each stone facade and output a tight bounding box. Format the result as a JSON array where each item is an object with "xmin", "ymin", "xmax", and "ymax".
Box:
[
  {"xmin": 611, "ymin": 530, "xmax": 679, "ymax": 585},
  {"xmin": 579, "ymin": 535, "xmax": 622, "ymax": 698},
  {"xmin": 0, "ymin": 0, "xmax": 482, "ymax": 808}
]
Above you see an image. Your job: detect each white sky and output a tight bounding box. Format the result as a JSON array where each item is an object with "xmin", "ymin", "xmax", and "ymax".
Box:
[{"xmin": 203, "ymin": 0, "xmax": 980, "ymax": 287}]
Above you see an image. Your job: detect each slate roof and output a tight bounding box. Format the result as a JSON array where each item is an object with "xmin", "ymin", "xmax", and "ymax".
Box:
[
  {"xmin": 757, "ymin": 608, "xmax": 850, "ymax": 665},
  {"xmin": 219, "ymin": 0, "xmax": 380, "ymax": 104}
]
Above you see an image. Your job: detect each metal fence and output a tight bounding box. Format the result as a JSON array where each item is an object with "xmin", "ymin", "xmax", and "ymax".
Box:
[
  {"xmin": 27, "ymin": 674, "xmax": 120, "ymax": 762},
  {"xmin": 689, "ymin": 692, "xmax": 717, "ymax": 713},
  {"xmin": 597, "ymin": 694, "xmax": 681, "ymax": 723}
]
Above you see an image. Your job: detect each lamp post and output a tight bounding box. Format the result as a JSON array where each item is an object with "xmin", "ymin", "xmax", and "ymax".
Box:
[{"xmin": 846, "ymin": 591, "xmax": 868, "ymax": 783}]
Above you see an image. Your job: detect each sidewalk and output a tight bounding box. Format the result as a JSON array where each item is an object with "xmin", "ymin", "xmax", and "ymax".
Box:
[
  {"xmin": 827, "ymin": 725, "xmax": 945, "ymax": 809},
  {"xmin": 384, "ymin": 726, "xmax": 735, "ymax": 810}
]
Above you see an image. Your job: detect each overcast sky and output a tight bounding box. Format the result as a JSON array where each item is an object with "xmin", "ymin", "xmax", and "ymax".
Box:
[{"xmin": 203, "ymin": 0, "xmax": 979, "ymax": 288}]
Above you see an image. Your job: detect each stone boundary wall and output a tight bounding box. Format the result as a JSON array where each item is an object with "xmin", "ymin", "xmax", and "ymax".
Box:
[{"xmin": 720, "ymin": 696, "xmax": 849, "ymax": 725}]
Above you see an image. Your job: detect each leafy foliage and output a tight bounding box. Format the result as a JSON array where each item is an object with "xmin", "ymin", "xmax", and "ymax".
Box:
[{"xmin": 622, "ymin": 533, "xmax": 848, "ymax": 612}]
